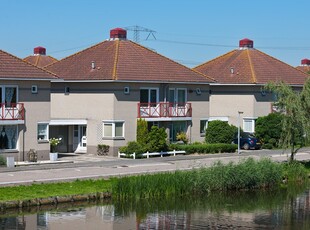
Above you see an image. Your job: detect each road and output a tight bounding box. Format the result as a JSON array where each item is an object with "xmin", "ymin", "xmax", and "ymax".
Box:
[{"xmin": 0, "ymin": 149, "xmax": 309, "ymax": 187}]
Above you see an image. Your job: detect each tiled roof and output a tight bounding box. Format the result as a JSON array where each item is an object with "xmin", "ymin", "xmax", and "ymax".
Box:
[
  {"xmin": 24, "ymin": 55, "xmax": 58, "ymax": 68},
  {"xmin": 296, "ymin": 65, "xmax": 310, "ymax": 75},
  {"xmin": 194, "ymin": 48, "xmax": 308, "ymax": 85},
  {"xmin": 46, "ymin": 40, "xmax": 214, "ymax": 83},
  {"xmin": 0, "ymin": 49, "xmax": 57, "ymax": 79}
]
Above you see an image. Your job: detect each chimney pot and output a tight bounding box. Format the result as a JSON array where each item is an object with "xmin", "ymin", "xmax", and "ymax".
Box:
[
  {"xmin": 239, "ymin": 38, "xmax": 254, "ymax": 49},
  {"xmin": 34, "ymin": 46, "xmax": 46, "ymax": 55},
  {"xmin": 110, "ymin": 28, "xmax": 127, "ymax": 40},
  {"xmin": 301, "ymin": 59, "xmax": 310, "ymax": 66}
]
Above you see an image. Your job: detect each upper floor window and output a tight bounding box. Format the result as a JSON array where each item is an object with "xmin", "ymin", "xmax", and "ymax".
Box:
[
  {"xmin": 169, "ymin": 88, "xmax": 187, "ymax": 106},
  {"xmin": 0, "ymin": 86, "xmax": 18, "ymax": 107},
  {"xmin": 140, "ymin": 88, "xmax": 159, "ymax": 105}
]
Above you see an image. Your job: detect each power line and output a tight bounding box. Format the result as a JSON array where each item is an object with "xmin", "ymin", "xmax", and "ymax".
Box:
[{"xmin": 124, "ymin": 25, "xmax": 156, "ymax": 43}]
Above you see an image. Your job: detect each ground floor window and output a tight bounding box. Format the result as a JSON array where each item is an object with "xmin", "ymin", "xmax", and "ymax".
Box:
[
  {"xmin": 243, "ymin": 119, "xmax": 255, "ymax": 133},
  {"xmin": 38, "ymin": 123, "xmax": 49, "ymax": 141},
  {"xmin": 103, "ymin": 121, "xmax": 125, "ymax": 138},
  {"xmin": 0, "ymin": 125, "xmax": 17, "ymax": 150},
  {"xmin": 200, "ymin": 119, "xmax": 208, "ymax": 136},
  {"xmin": 169, "ymin": 121, "xmax": 187, "ymax": 142}
]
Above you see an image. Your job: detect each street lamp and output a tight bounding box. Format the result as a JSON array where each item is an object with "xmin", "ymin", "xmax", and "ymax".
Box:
[{"xmin": 238, "ymin": 111, "xmax": 244, "ymax": 154}]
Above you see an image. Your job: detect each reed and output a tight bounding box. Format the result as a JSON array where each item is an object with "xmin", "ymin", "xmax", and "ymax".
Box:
[{"xmin": 112, "ymin": 157, "xmax": 306, "ymax": 199}]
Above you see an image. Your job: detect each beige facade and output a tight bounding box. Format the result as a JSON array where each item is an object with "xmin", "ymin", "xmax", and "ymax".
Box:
[
  {"xmin": 0, "ymin": 80, "xmax": 51, "ymax": 161},
  {"xmin": 209, "ymin": 85, "xmax": 276, "ymax": 132},
  {"xmin": 50, "ymin": 81, "xmax": 210, "ymax": 156}
]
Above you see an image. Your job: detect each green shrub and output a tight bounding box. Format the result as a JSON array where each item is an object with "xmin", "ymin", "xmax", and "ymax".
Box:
[
  {"xmin": 205, "ymin": 120, "xmax": 237, "ymax": 144},
  {"xmin": 255, "ymin": 113, "xmax": 284, "ymax": 147},
  {"xmin": 176, "ymin": 131, "xmax": 188, "ymax": 144},
  {"xmin": 169, "ymin": 143, "xmax": 237, "ymax": 154},
  {"xmin": 262, "ymin": 143, "xmax": 273, "ymax": 149},
  {"xmin": 146, "ymin": 126, "xmax": 168, "ymax": 152},
  {"xmin": 0, "ymin": 155, "xmax": 6, "ymax": 166},
  {"xmin": 97, "ymin": 144, "xmax": 109, "ymax": 155}
]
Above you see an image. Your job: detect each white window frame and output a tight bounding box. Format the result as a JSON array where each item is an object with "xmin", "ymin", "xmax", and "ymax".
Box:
[
  {"xmin": 37, "ymin": 123, "xmax": 49, "ymax": 141},
  {"xmin": 102, "ymin": 120, "xmax": 125, "ymax": 139},
  {"xmin": 140, "ymin": 87, "xmax": 159, "ymax": 104},
  {"xmin": 200, "ymin": 119, "xmax": 208, "ymax": 136},
  {"xmin": 243, "ymin": 118, "xmax": 257, "ymax": 133},
  {"xmin": 168, "ymin": 88, "xmax": 187, "ymax": 105}
]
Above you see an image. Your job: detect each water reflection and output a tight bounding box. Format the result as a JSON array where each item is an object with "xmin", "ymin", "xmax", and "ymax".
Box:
[{"xmin": 1, "ymin": 185, "xmax": 309, "ymax": 229}]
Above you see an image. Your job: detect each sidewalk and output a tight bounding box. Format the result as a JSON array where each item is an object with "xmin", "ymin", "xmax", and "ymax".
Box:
[{"xmin": 0, "ymin": 150, "xmax": 309, "ymax": 187}]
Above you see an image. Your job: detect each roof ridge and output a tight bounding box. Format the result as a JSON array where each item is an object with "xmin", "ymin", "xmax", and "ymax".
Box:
[
  {"xmin": 128, "ymin": 40, "xmax": 215, "ymax": 82},
  {"xmin": 35, "ymin": 56, "xmax": 40, "ymax": 66},
  {"xmin": 112, "ymin": 40, "xmax": 120, "ymax": 80},
  {"xmin": 246, "ymin": 49, "xmax": 257, "ymax": 83},
  {"xmin": 0, "ymin": 49, "xmax": 58, "ymax": 78}
]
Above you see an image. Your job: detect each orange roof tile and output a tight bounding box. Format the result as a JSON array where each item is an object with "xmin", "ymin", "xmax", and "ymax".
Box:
[
  {"xmin": 296, "ymin": 65, "xmax": 310, "ymax": 74},
  {"xmin": 194, "ymin": 47, "xmax": 309, "ymax": 85},
  {"xmin": 0, "ymin": 50, "xmax": 57, "ymax": 79},
  {"xmin": 24, "ymin": 55, "xmax": 58, "ymax": 68},
  {"xmin": 46, "ymin": 40, "xmax": 214, "ymax": 83}
]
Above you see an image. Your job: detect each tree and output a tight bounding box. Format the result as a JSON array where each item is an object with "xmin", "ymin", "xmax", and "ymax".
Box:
[
  {"xmin": 205, "ymin": 120, "xmax": 237, "ymax": 144},
  {"xmin": 255, "ymin": 113, "xmax": 284, "ymax": 148},
  {"xmin": 136, "ymin": 118, "xmax": 148, "ymax": 146},
  {"xmin": 265, "ymin": 79, "xmax": 310, "ymax": 161}
]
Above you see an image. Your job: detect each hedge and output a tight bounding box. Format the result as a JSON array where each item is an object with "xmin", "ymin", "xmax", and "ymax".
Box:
[{"xmin": 169, "ymin": 143, "xmax": 237, "ymax": 154}]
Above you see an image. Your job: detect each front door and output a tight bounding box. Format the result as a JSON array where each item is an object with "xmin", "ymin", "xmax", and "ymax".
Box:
[{"xmin": 73, "ymin": 125, "xmax": 87, "ymax": 153}]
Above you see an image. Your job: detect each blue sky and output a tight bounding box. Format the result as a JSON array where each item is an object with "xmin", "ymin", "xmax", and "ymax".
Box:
[{"xmin": 1, "ymin": 0, "xmax": 310, "ymax": 68}]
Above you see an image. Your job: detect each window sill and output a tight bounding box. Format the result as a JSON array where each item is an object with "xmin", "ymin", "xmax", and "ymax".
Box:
[
  {"xmin": 102, "ymin": 137, "xmax": 125, "ymax": 140},
  {"xmin": 0, "ymin": 149, "xmax": 19, "ymax": 153},
  {"xmin": 38, "ymin": 140, "xmax": 49, "ymax": 144}
]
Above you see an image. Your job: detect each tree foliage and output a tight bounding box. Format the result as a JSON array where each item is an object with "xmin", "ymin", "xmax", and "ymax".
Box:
[
  {"xmin": 146, "ymin": 126, "xmax": 168, "ymax": 152},
  {"xmin": 255, "ymin": 112, "xmax": 284, "ymax": 148},
  {"xmin": 265, "ymin": 78, "xmax": 310, "ymax": 161},
  {"xmin": 136, "ymin": 118, "xmax": 148, "ymax": 146},
  {"xmin": 205, "ymin": 120, "xmax": 237, "ymax": 144}
]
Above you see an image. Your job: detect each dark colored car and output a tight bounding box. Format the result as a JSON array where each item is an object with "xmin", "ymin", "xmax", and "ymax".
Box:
[{"xmin": 233, "ymin": 132, "xmax": 261, "ymax": 150}]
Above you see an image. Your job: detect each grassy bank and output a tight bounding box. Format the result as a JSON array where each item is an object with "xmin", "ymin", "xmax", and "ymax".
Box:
[
  {"xmin": 113, "ymin": 158, "xmax": 308, "ymax": 199},
  {"xmin": 0, "ymin": 158, "xmax": 308, "ymax": 204},
  {"xmin": 0, "ymin": 179, "xmax": 113, "ymax": 202}
]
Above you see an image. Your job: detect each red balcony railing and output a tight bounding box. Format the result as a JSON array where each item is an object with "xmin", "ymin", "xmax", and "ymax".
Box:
[
  {"xmin": 0, "ymin": 103, "xmax": 25, "ymax": 120},
  {"xmin": 138, "ymin": 102, "xmax": 192, "ymax": 118}
]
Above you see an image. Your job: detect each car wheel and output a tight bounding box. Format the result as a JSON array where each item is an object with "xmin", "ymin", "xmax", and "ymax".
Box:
[{"xmin": 243, "ymin": 143, "xmax": 250, "ymax": 150}]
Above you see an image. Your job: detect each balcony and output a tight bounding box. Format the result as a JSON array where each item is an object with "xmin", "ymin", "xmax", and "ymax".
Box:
[
  {"xmin": 0, "ymin": 103, "xmax": 25, "ymax": 121},
  {"xmin": 138, "ymin": 102, "xmax": 192, "ymax": 118}
]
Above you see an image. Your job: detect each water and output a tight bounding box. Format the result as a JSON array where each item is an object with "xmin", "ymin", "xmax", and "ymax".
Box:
[{"xmin": 1, "ymin": 186, "xmax": 309, "ymax": 229}]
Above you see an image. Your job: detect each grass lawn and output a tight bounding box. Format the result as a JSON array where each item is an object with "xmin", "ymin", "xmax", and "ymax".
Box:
[{"xmin": 0, "ymin": 179, "xmax": 113, "ymax": 202}]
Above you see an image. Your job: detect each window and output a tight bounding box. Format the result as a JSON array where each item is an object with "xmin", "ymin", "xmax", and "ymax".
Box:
[
  {"xmin": 169, "ymin": 88, "xmax": 187, "ymax": 106},
  {"xmin": 243, "ymin": 119, "xmax": 255, "ymax": 133},
  {"xmin": 103, "ymin": 121, "xmax": 124, "ymax": 138},
  {"xmin": 200, "ymin": 119, "xmax": 208, "ymax": 135},
  {"xmin": 38, "ymin": 123, "xmax": 49, "ymax": 141},
  {"xmin": 140, "ymin": 88, "xmax": 158, "ymax": 105},
  {"xmin": 0, "ymin": 86, "xmax": 18, "ymax": 107},
  {"xmin": 0, "ymin": 125, "xmax": 17, "ymax": 150}
]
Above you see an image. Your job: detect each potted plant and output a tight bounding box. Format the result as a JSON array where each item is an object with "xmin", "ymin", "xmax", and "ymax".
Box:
[{"xmin": 49, "ymin": 137, "xmax": 62, "ymax": 161}]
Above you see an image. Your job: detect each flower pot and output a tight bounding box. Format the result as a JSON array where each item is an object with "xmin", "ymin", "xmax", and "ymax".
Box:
[{"xmin": 49, "ymin": 152, "xmax": 58, "ymax": 161}]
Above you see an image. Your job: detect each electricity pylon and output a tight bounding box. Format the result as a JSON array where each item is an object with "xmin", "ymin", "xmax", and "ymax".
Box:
[{"xmin": 124, "ymin": 25, "xmax": 156, "ymax": 43}]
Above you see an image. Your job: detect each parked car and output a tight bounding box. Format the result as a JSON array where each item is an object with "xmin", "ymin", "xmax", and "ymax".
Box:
[{"xmin": 233, "ymin": 132, "xmax": 261, "ymax": 150}]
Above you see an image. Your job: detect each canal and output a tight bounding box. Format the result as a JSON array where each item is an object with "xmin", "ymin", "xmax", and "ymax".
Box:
[{"xmin": 1, "ymin": 185, "xmax": 309, "ymax": 229}]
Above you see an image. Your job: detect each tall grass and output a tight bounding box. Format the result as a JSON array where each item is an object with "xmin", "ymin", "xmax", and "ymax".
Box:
[{"xmin": 112, "ymin": 157, "xmax": 307, "ymax": 199}]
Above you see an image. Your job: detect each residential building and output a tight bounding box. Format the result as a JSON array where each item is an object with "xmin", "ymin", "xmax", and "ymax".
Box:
[
  {"xmin": 46, "ymin": 28, "xmax": 214, "ymax": 156},
  {"xmin": 296, "ymin": 59, "xmax": 310, "ymax": 74},
  {"xmin": 194, "ymin": 38, "xmax": 309, "ymax": 133},
  {"xmin": 0, "ymin": 49, "xmax": 57, "ymax": 161},
  {"xmin": 24, "ymin": 46, "xmax": 58, "ymax": 68}
]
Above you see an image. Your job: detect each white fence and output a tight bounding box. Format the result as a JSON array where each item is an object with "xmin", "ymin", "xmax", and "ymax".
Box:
[{"xmin": 118, "ymin": 150, "xmax": 186, "ymax": 159}]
